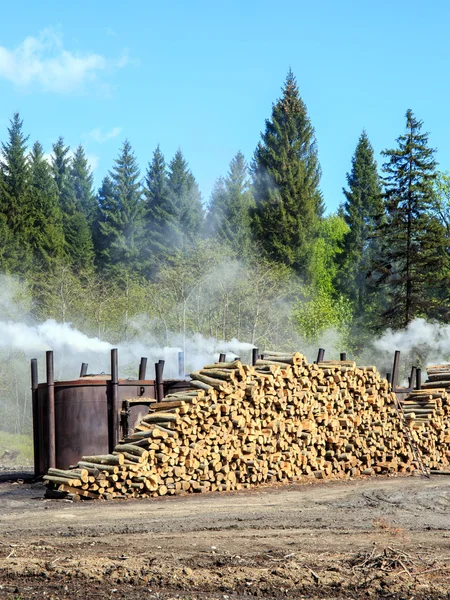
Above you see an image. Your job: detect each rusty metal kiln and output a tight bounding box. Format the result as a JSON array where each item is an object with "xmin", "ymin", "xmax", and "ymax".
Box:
[{"xmin": 31, "ymin": 349, "xmax": 190, "ymax": 476}]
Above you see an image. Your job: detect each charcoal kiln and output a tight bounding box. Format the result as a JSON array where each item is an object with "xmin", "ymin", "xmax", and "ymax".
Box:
[{"xmin": 32, "ymin": 348, "xmax": 190, "ymax": 476}]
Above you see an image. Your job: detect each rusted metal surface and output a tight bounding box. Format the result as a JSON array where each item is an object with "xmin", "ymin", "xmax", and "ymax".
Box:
[
  {"xmin": 316, "ymin": 348, "xmax": 325, "ymax": 363},
  {"xmin": 416, "ymin": 368, "xmax": 422, "ymax": 389},
  {"xmin": 31, "ymin": 359, "xmax": 39, "ymax": 477},
  {"xmin": 109, "ymin": 349, "xmax": 119, "ymax": 453},
  {"xmin": 138, "ymin": 357, "xmax": 147, "ymax": 380},
  {"xmin": 252, "ymin": 348, "xmax": 259, "ymax": 366},
  {"xmin": 46, "ymin": 351, "xmax": 56, "ymax": 469},
  {"xmin": 34, "ymin": 378, "xmax": 161, "ymax": 474},
  {"xmin": 155, "ymin": 361, "xmax": 165, "ymax": 402}
]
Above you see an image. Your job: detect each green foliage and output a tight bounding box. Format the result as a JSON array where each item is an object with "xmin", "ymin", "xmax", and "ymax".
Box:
[
  {"xmin": 373, "ymin": 110, "xmax": 448, "ymax": 328},
  {"xmin": 206, "ymin": 151, "xmax": 255, "ymax": 256},
  {"xmin": 310, "ymin": 214, "xmax": 348, "ymax": 294},
  {"xmin": 71, "ymin": 145, "xmax": 97, "ymax": 224},
  {"xmin": 251, "ymin": 70, "xmax": 323, "ymax": 278},
  {"xmin": 339, "ymin": 131, "xmax": 384, "ymax": 322},
  {"xmin": 0, "ymin": 431, "xmax": 33, "ymax": 464},
  {"xmin": 144, "ymin": 145, "xmax": 182, "ymax": 270},
  {"xmin": 167, "ymin": 149, "xmax": 204, "ymax": 245},
  {"xmin": 27, "ymin": 141, "xmax": 66, "ymax": 265},
  {"xmin": 51, "ymin": 137, "xmax": 94, "ymax": 271},
  {"xmin": 293, "ymin": 287, "xmax": 353, "ymax": 348},
  {"xmin": 0, "ymin": 112, "xmax": 30, "ymax": 234},
  {"xmin": 96, "ymin": 140, "xmax": 144, "ymax": 273}
]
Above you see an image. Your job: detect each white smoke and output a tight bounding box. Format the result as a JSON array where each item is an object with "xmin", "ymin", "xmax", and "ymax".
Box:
[
  {"xmin": 0, "ymin": 320, "xmax": 112, "ymax": 354},
  {"xmin": 372, "ymin": 317, "xmax": 450, "ymax": 374}
]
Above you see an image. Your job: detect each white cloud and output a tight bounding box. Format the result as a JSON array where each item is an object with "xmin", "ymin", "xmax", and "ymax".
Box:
[
  {"xmin": 0, "ymin": 28, "xmax": 128, "ymax": 93},
  {"xmin": 87, "ymin": 126, "xmax": 122, "ymax": 144}
]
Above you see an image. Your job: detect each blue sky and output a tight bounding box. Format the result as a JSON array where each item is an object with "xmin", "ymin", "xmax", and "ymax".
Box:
[{"xmin": 0, "ymin": 1, "xmax": 449, "ymax": 213}]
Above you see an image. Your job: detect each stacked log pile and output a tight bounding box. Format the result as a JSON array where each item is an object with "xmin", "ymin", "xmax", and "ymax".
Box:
[
  {"xmin": 401, "ymin": 363, "xmax": 450, "ymax": 471},
  {"xmin": 44, "ymin": 352, "xmax": 421, "ymax": 501}
]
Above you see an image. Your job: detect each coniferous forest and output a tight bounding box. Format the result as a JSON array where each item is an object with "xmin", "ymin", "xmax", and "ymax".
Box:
[{"xmin": 2, "ymin": 70, "xmax": 450, "ymax": 435}]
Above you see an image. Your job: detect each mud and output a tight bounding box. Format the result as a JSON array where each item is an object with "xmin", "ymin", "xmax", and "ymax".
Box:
[{"xmin": 2, "ymin": 473, "xmax": 450, "ymax": 598}]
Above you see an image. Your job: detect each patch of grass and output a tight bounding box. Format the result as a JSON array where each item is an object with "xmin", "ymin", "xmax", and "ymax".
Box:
[{"xmin": 0, "ymin": 430, "xmax": 33, "ymax": 465}]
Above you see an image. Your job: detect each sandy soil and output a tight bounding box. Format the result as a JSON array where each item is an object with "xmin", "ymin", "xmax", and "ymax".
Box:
[{"xmin": 2, "ymin": 473, "xmax": 450, "ymax": 599}]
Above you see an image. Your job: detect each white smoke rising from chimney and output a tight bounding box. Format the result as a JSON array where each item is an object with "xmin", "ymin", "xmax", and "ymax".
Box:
[
  {"xmin": 0, "ymin": 320, "xmax": 112, "ymax": 354},
  {"xmin": 372, "ymin": 317, "xmax": 450, "ymax": 371}
]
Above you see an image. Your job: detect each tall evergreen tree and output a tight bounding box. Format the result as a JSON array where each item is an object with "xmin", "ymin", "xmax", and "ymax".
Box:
[
  {"xmin": 97, "ymin": 140, "xmax": 144, "ymax": 271},
  {"xmin": 206, "ymin": 151, "xmax": 255, "ymax": 255},
  {"xmin": 27, "ymin": 141, "xmax": 66, "ymax": 265},
  {"xmin": 51, "ymin": 137, "xmax": 94, "ymax": 271},
  {"xmin": 93, "ymin": 176, "xmax": 114, "ymax": 268},
  {"xmin": 251, "ymin": 70, "xmax": 323, "ymax": 276},
  {"xmin": 339, "ymin": 131, "xmax": 384, "ymax": 327},
  {"xmin": 167, "ymin": 150, "xmax": 204, "ymax": 244},
  {"xmin": 373, "ymin": 110, "xmax": 447, "ymax": 328},
  {"xmin": 0, "ymin": 112, "xmax": 30, "ymax": 235},
  {"xmin": 143, "ymin": 145, "xmax": 182, "ymax": 269},
  {"xmin": 70, "ymin": 145, "xmax": 96, "ymax": 225}
]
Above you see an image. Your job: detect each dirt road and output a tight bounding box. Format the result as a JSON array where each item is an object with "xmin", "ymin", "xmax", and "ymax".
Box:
[{"xmin": 2, "ymin": 474, "xmax": 450, "ymax": 598}]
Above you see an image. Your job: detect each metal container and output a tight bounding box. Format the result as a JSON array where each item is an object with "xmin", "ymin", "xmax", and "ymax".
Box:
[{"xmin": 32, "ymin": 349, "xmax": 191, "ymax": 476}]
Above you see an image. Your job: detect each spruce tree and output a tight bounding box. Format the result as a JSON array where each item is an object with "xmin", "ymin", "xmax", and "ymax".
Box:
[
  {"xmin": 143, "ymin": 145, "xmax": 182, "ymax": 270},
  {"xmin": 70, "ymin": 145, "xmax": 97, "ymax": 225},
  {"xmin": 206, "ymin": 151, "xmax": 255, "ymax": 255},
  {"xmin": 167, "ymin": 150, "xmax": 204, "ymax": 244},
  {"xmin": 339, "ymin": 131, "xmax": 384, "ymax": 327},
  {"xmin": 27, "ymin": 141, "xmax": 66, "ymax": 265},
  {"xmin": 0, "ymin": 112, "xmax": 30, "ymax": 235},
  {"xmin": 373, "ymin": 110, "xmax": 447, "ymax": 328},
  {"xmin": 97, "ymin": 140, "xmax": 144, "ymax": 271},
  {"xmin": 51, "ymin": 137, "xmax": 94, "ymax": 271},
  {"xmin": 251, "ymin": 70, "xmax": 323, "ymax": 276},
  {"xmin": 93, "ymin": 176, "xmax": 114, "ymax": 268}
]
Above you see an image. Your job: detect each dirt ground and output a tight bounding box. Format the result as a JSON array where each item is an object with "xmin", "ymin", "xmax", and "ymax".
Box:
[{"xmin": 2, "ymin": 473, "xmax": 450, "ymax": 599}]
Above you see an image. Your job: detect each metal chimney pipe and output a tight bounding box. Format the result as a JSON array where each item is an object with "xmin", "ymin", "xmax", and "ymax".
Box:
[
  {"xmin": 178, "ymin": 351, "xmax": 185, "ymax": 378},
  {"xmin": 251, "ymin": 348, "xmax": 259, "ymax": 366},
  {"xmin": 31, "ymin": 358, "xmax": 39, "ymax": 477},
  {"xmin": 392, "ymin": 350, "xmax": 400, "ymax": 391},
  {"xmin": 138, "ymin": 357, "xmax": 147, "ymax": 380},
  {"xmin": 46, "ymin": 351, "xmax": 56, "ymax": 469},
  {"xmin": 340, "ymin": 352, "xmax": 347, "ymax": 361},
  {"xmin": 219, "ymin": 353, "xmax": 226, "ymax": 363},
  {"xmin": 409, "ymin": 366, "xmax": 417, "ymax": 391},
  {"xmin": 316, "ymin": 348, "xmax": 325, "ymax": 363},
  {"xmin": 80, "ymin": 362, "xmax": 88, "ymax": 377},
  {"xmin": 109, "ymin": 348, "xmax": 119, "ymax": 453},
  {"xmin": 416, "ymin": 368, "xmax": 422, "ymax": 390},
  {"xmin": 155, "ymin": 361, "xmax": 165, "ymax": 402}
]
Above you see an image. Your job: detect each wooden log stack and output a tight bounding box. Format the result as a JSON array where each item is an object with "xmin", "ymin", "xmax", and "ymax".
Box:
[
  {"xmin": 44, "ymin": 352, "xmax": 431, "ymax": 501},
  {"xmin": 399, "ymin": 363, "xmax": 450, "ymax": 470}
]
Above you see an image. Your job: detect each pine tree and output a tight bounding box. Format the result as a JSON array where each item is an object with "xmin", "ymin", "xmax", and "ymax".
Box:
[
  {"xmin": 27, "ymin": 141, "xmax": 66, "ymax": 265},
  {"xmin": 206, "ymin": 151, "xmax": 255, "ymax": 255},
  {"xmin": 51, "ymin": 137, "xmax": 94, "ymax": 271},
  {"xmin": 251, "ymin": 70, "xmax": 323, "ymax": 276},
  {"xmin": 0, "ymin": 112, "xmax": 30, "ymax": 235},
  {"xmin": 143, "ymin": 145, "xmax": 182, "ymax": 270},
  {"xmin": 339, "ymin": 131, "xmax": 384, "ymax": 327},
  {"xmin": 167, "ymin": 150, "xmax": 204, "ymax": 244},
  {"xmin": 97, "ymin": 140, "xmax": 144, "ymax": 271},
  {"xmin": 373, "ymin": 110, "xmax": 447, "ymax": 328},
  {"xmin": 70, "ymin": 145, "xmax": 96, "ymax": 225},
  {"xmin": 93, "ymin": 176, "xmax": 114, "ymax": 268}
]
